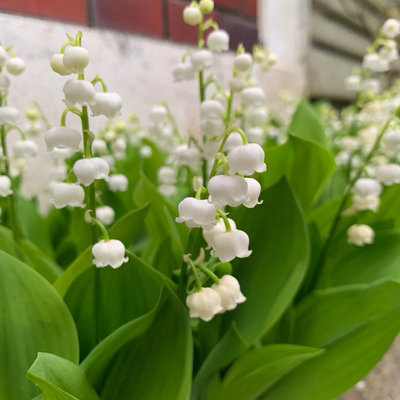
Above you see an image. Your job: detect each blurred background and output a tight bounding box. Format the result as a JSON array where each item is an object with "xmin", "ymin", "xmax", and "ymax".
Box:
[{"xmin": 1, "ymin": 0, "xmax": 400, "ymax": 398}]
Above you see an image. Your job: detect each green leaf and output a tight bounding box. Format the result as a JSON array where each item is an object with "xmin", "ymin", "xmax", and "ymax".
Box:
[
  {"xmin": 192, "ymin": 323, "xmax": 249, "ymax": 400},
  {"xmin": 64, "ymin": 253, "xmax": 170, "ymax": 359},
  {"xmin": 261, "ymin": 279, "xmax": 400, "ymax": 400},
  {"xmin": 27, "ymin": 353, "xmax": 99, "ymax": 400},
  {"xmin": 216, "ymin": 344, "xmax": 324, "ymax": 400},
  {"xmin": 318, "ymin": 230, "xmax": 400, "ymax": 288},
  {"xmin": 224, "ymin": 179, "xmax": 309, "ymax": 342},
  {"xmin": 16, "ymin": 196, "xmax": 54, "ymax": 257},
  {"xmin": 286, "ymin": 99, "xmax": 335, "ymax": 211},
  {"xmin": 0, "ymin": 225, "xmax": 25, "ymax": 258},
  {"xmin": 0, "ymin": 249, "xmax": 79, "ymax": 400},
  {"xmin": 261, "ymin": 141, "xmax": 293, "ymax": 190},
  {"xmin": 90, "ymin": 286, "xmax": 192, "ymax": 400},
  {"xmin": 54, "ymin": 204, "xmax": 150, "ymax": 297}
]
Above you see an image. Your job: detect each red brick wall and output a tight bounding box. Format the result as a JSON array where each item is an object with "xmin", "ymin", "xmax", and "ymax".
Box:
[{"xmin": 0, "ymin": 0, "xmax": 258, "ymax": 50}]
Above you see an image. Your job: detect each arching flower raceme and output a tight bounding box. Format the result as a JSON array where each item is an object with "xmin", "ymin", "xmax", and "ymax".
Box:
[
  {"xmin": 201, "ymin": 100, "xmax": 225, "ymax": 119},
  {"xmin": 5, "ymin": 57, "xmax": 26, "ymax": 75},
  {"xmin": 383, "ymin": 130, "xmax": 400, "ymax": 151},
  {"xmin": 203, "ymin": 217, "xmax": 236, "ymax": 249},
  {"xmin": 206, "ymin": 30, "xmax": 230, "ymax": 52},
  {"xmin": 212, "ymin": 275, "xmax": 246, "ymax": 311},
  {"xmin": 90, "ymin": 92, "xmax": 122, "ymax": 119},
  {"xmin": 186, "ymin": 288, "xmax": 223, "ymax": 321},
  {"xmin": 382, "ymin": 18, "xmax": 400, "ymax": 39},
  {"xmin": 107, "ymin": 174, "xmax": 129, "ymax": 192},
  {"xmin": 243, "ymin": 178, "xmax": 262, "ymax": 208},
  {"xmin": 0, "ymin": 73, "xmax": 10, "ymax": 93},
  {"xmin": 0, "ymin": 175, "xmax": 13, "ymax": 197},
  {"xmin": 51, "ymin": 182, "xmax": 85, "ymax": 209},
  {"xmin": 375, "ymin": 164, "xmax": 400, "ymax": 185},
  {"xmin": 176, "ymin": 198, "xmax": 217, "ymax": 230},
  {"xmin": 50, "ymin": 54, "xmax": 71, "ymax": 76},
  {"xmin": 13, "ymin": 140, "xmax": 39, "ymax": 158},
  {"xmin": 158, "ymin": 166, "xmax": 177, "ymax": 184},
  {"xmin": 344, "ymin": 75, "xmax": 361, "ymax": 91},
  {"xmin": 0, "ymin": 106, "xmax": 20, "ymax": 125},
  {"xmin": 173, "ymin": 60, "xmax": 196, "ymax": 82},
  {"xmin": 74, "ymin": 157, "xmax": 110, "ymax": 186},
  {"xmin": 44, "ymin": 126, "xmax": 82, "ymax": 151},
  {"xmin": 150, "ymin": 105, "xmax": 168, "ymax": 124},
  {"xmin": 92, "ymin": 138, "xmax": 108, "ymax": 155},
  {"xmin": 227, "ymin": 143, "xmax": 266, "ymax": 176},
  {"xmin": 211, "ymin": 229, "xmax": 252, "ymax": 262},
  {"xmin": 96, "ymin": 205, "xmax": 115, "ymax": 225},
  {"xmin": 63, "ymin": 46, "xmax": 89, "ymax": 73},
  {"xmin": 63, "ymin": 79, "xmax": 96, "ymax": 106},
  {"xmin": 183, "ymin": 5, "xmax": 202, "ymax": 25},
  {"xmin": 234, "ymin": 53, "xmax": 253, "ymax": 72},
  {"xmin": 347, "ymin": 224, "xmax": 375, "ymax": 246},
  {"xmin": 92, "ymin": 239, "xmax": 129, "ymax": 269},
  {"xmin": 208, "ymin": 175, "xmax": 249, "ymax": 207},
  {"xmin": 159, "ymin": 184, "xmax": 177, "ymax": 198},
  {"xmin": 0, "ymin": 46, "xmax": 8, "ymax": 67},
  {"xmin": 191, "ymin": 50, "xmax": 214, "ymax": 71},
  {"xmin": 241, "ymin": 87, "xmax": 266, "ymax": 107},
  {"xmin": 353, "ymin": 178, "xmax": 382, "ymax": 197}
]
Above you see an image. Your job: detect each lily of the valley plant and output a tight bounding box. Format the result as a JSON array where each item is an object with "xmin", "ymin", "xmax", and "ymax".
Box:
[{"xmin": 2, "ymin": 3, "xmax": 400, "ymax": 400}]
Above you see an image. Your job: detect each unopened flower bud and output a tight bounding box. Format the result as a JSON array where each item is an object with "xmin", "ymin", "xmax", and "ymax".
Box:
[
  {"xmin": 50, "ymin": 54, "xmax": 71, "ymax": 76},
  {"xmin": 92, "ymin": 139, "xmax": 108, "ymax": 155},
  {"xmin": 5, "ymin": 57, "xmax": 25, "ymax": 75},
  {"xmin": 229, "ymin": 77, "xmax": 247, "ymax": 92},
  {"xmin": 111, "ymin": 137, "xmax": 126, "ymax": 153},
  {"xmin": 234, "ymin": 53, "xmax": 252, "ymax": 72},
  {"xmin": 199, "ymin": 0, "xmax": 214, "ymax": 13},
  {"xmin": 183, "ymin": 5, "xmax": 202, "ymax": 26},
  {"xmin": 140, "ymin": 145, "xmax": 153, "ymax": 158}
]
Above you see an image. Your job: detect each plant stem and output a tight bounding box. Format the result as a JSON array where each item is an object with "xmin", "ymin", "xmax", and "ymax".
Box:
[{"xmin": 308, "ymin": 115, "xmax": 394, "ymax": 292}]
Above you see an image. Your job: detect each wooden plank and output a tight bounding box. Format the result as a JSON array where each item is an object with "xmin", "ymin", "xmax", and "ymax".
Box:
[{"xmin": 311, "ymin": 12, "xmax": 370, "ymax": 58}]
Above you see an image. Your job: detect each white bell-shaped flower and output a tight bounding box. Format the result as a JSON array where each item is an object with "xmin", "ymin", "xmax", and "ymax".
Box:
[
  {"xmin": 92, "ymin": 239, "xmax": 129, "ymax": 269},
  {"xmin": 208, "ymin": 175, "xmax": 249, "ymax": 207},
  {"xmin": 241, "ymin": 87, "xmax": 266, "ymax": 107},
  {"xmin": 63, "ymin": 79, "xmax": 96, "ymax": 106},
  {"xmin": 74, "ymin": 157, "xmax": 110, "ymax": 186},
  {"xmin": 243, "ymin": 178, "xmax": 262, "ymax": 208},
  {"xmin": 335, "ymin": 151, "xmax": 351, "ymax": 166},
  {"xmin": 0, "ymin": 175, "xmax": 13, "ymax": 197},
  {"xmin": 159, "ymin": 184, "xmax": 177, "ymax": 198},
  {"xmin": 234, "ymin": 53, "xmax": 252, "ymax": 72},
  {"xmin": 50, "ymin": 54, "xmax": 71, "ymax": 76},
  {"xmin": 207, "ymin": 30, "xmax": 230, "ymax": 52},
  {"xmin": 229, "ymin": 77, "xmax": 248, "ymax": 92},
  {"xmin": 246, "ymin": 126, "xmax": 264, "ymax": 145},
  {"xmin": 173, "ymin": 60, "xmax": 196, "ymax": 82},
  {"xmin": 140, "ymin": 145, "xmax": 153, "ymax": 158},
  {"xmin": 382, "ymin": 18, "xmax": 400, "ymax": 38},
  {"xmin": 201, "ymin": 100, "xmax": 225, "ymax": 119},
  {"xmin": 150, "ymin": 105, "xmax": 168, "ymax": 123},
  {"xmin": 13, "ymin": 140, "xmax": 39, "ymax": 158},
  {"xmin": 158, "ymin": 166, "xmax": 177, "ymax": 184},
  {"xmin": 183, "ymin": 5, "xmax": 202, "ymax": 25},
  {"xmin": 5, "ymin": 57, "xmax": 26, "ymax": 75},
  {"xmin": 90, "ymin": 92, "xmax": 122, "ymax": 119},
  {"xmin": 0, "ymin": 106, "xmax": 19, "ymax": 125},
  {"xmin": 111, "ymin": 138, "xmax": 126, "ymax": 154},
  {"xmin": 0, "ymin": 46, "xmax": 8, "ymax": 67},
  {"xmin": 245, "ymin": 106, "xmax": 268, "ymax": 126},
  {"xmin": 353, "ymin": 178, "xmax": 382, "ymax": 197},
  {"xmin": 212, "ymin": 275, "xmax": 246, "ymax": 311},
  {"xmin": 0, "ymin": 73, "xmax": 10, "ymax": 93},
  {"xmin": 186, "ymin": 287, "xmax": 223, "ymax": 321},
  {"xmin": 375, "ymin": 164, "xmax": 400, "ymax": 185},
  {"xmin": 96, "ymin": 205, "xmax": 115, "ymax": 225},
  {"xmin": 44, "ymin": 126, "xmax": 82, "ymax": 151},
  {"xmin": 104, "ymin": 130, "xmax": 117, "ymax": 143},
  {"xmin": 200, "ymin": 117, "xmax": 225, "ymax": 137},
  {"xmin": 203, "ymin": 217, "xmax": 236, "ymax": 249},
  {"xmin": 176, "ymin": 197, "xmax": 217, "ymax": 230},
  {"xmin": 51, "ymin": 182, "xmax": 85, "ymax": 209},
  {"xmin": 174, "ymin": 144, "xmax": 202, "ymax": 168},
  {"xmin": 227, "ymin": 143, "xmax": 266, "ymax": 175},
  {"xmin": 224, "ymin": 132, "xmax": 242, "ymax": 151},
  {"xmin": 108, "ymin": 174, "xmax": 129, "ymax": 192},
  {"xmin": 353, "ymin": 194, "xmax": 380, "ymax": 212},
  {"xmin": 347, "ymin": 224, "xmax": 375, "ymax": 246},
  {"xmin": 344, "ymin": 75, "xmax": 361, "ymax": 91},
  {"xmin": 383, "ymin": 130, "xmax": 400, "ymax": 150},
  {"xmin": 92, "ymin": 138, "xmax": 108, "ymax": 155},
  {"xmin": 212, "ymin": 229, "xmax": 252, "ymax": 262},
  {"xmin": 63, "ymin": 46, "xmax": 89, "ymax": 73},
  {"xmin": 191, "ymin": 50, "xmax": 214, "ymax": 71}
]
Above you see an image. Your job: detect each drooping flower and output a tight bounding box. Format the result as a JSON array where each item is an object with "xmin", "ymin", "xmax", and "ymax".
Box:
[
  {"xmin": 13, "ymin": 140, "xmax": 39, "ymax": 158},
  {"xmin": 0, "ymin": 106, "xmax": 20, "ymax": 125},
  {"xmin": 74, "ymin": 157, "xmax": 110, "ymax": 186},
  {"xmin": 45, "ymin": 126, "xmax": 82, "ymax": 152},
  {"xmin": 191, "ymin": 50, "xmax": 214, "ymax": 71},
  {"xmin": 5, "ymin": 57, "xmax": 26, "ymax": 75},
  {"xmin": 50, "ymin": 54, "xmax": 71, "ymax": 76},
  {"xmin": 208, "ymin": 175, "xmax": 249, "ymax": 207},
  {"xmin": 63, "ymin": 79, "xmax": 96, "ymax": 106},
  {"xmin": 186, "ymin": 288, "xmax": 223, "ymax": 321},
  {"xmin": 212, "ymin": 275, "xmax": 246, "ymax": 311},
  {"xmin": 92, "ymin": 239, "xmax": 129, "ymax": 268},
  {"xmin": 158, "ymin": 166, "xmax": 177, "ymax": 185},
  {"xmin": 211, "ymin": 229, "xmax": 252, "ymax": 262},
  {"xmin": 206, "ymin": 30, "xmax": 230, "ymax": 52},
  {"xmin": 347, "ymin": 224, "xmax": 375, "ymax": 246},
  {"xmin": 382, "ymin": 18, "xmax": 400, "ymax": 39},
  {"xmin": 51, "ymin": 182, "xmax": 85, "ymax": 209},
  {"xmin": 234, "ymin": 53, "xmax": 253, "ymax": 72},
  {"xmin": 227, "ymin": 143, "xmax": 266, "ymax": 175},
  {"xmin": 63, "ymin": 46, "xmax": 89, "ymax": 73},
  {"xmin": 173, "ymin": 60, "xmax": 196, "ymax": 82},
  {"xmin": 241, "ymin": 87, "xmax": 266, "ymax": 107},
  {"xmin": 96, "ymin": 205, "xmax": 115, "ymax": 225},
  {"xmin": 375, "ymin": 164, "xmax": 400, "ymax": 186},
  {"xmin": 107, "ymin": 174, "xmax": 129, "ymax": 192},
  {"xmin": 242, "ymin": 178, "xmax": 262, "ymax": 208},
  {"xmin": 176, "ymin": 197, "xmax": 217, "ymax": 230},
  {"xmin": 0, "ymin": 176, "xmax": 13, "ymax": 197},
  {"xmin": 353, "ymin": 178, "xmax": 382, "ymax": 197},
  {"xmin": 203, "ymin": 217, "xmax": 236, "ymax": 249},
  {"xmin": 90, "ymin": 92, "xmax": 122, "ymax": 119},
  {"xmin": 92, "ymin": 138, "xmax": 108, "ymax": 155}
]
